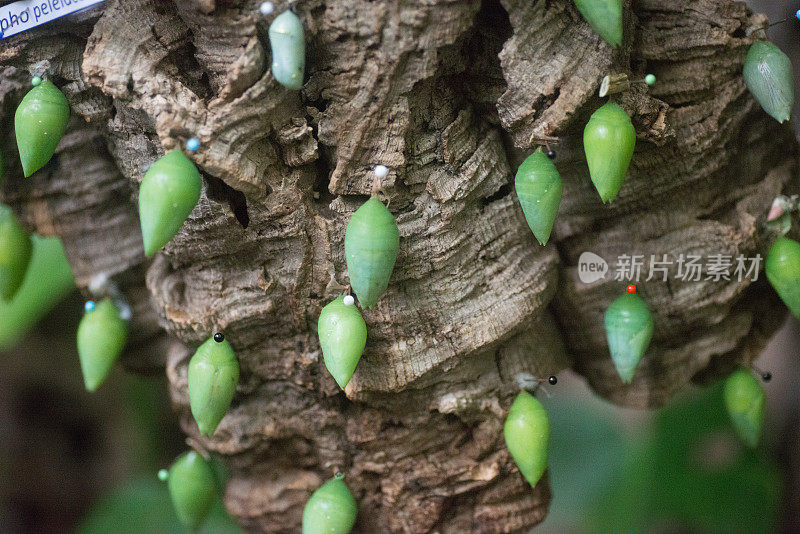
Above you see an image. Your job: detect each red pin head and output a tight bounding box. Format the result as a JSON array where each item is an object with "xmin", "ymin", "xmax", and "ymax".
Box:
[{"xmin": 626, "ymin": 284, "xmax": 637, "ymax": 294}]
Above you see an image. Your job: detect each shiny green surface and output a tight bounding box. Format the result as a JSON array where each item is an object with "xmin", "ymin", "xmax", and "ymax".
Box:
[
  {"xmin": 344, "ymin": 197, "xmax": 399, "ymax": 308},
  {"xmin": 167, "ymin": 451, "xmax": 217, "ymax": 530},
  {"xmin": 0, "ymin": 205, "xmax": 33, "ymax": 301},
  {"xmin": 514, "ymin": 151, "xmax": 562, "ymax": 245},
  {"xmin": 584, "ymin": 102, "xmax": 636, "ymax": 203},
  {"xmin": 188, "ymin": 336, "xmax": 239, "ymax": 436},
  {"xmin": 573, "ymin": 0, "xmax": 623, "ymax": 47},
  {"xmin": 138, "ymin": 150, "xmax": 202, "ymax": 256},
  {"xmin": 269, "ymin": 10, "xmax": 305, "ymax": 90},
  {"xmin": 604, "ymin": 292, "xmax": 653, "ymax": 383},
  {"xmin": 302, "ymin": 475, "xmax": 357, "ymax": 534},
  {"xmin": 743, "ymin": 41, "xmax": 794, "ymax": 124},
  {"xmin": 14, "ymin": 80, "xmax": 70, "ymax": 177},
  {"xmin": 504, "ymin": 390, "xmax": 550, "ymax": 487},
  {"xmin": 723, "ymin": 369, "xmax": 764, "ymax": 448},
  {"xmin": 77, "ymin": 299, "xmax": 127, "ymax": 392},
  {"xmin": 765, "ymin": 237, "xmax": 800, "ymax": 319},
  {"xmin": 318, "ymin": 296, "xmax": 367, "ymax": 389}
]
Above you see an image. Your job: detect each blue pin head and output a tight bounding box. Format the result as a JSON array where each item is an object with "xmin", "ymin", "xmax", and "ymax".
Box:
[
  {"xmin": 186, "ymin": 138, "xmax": 200, "ymax": 151},
  {"xmin": 85, "ymin": 300, "xmax": 96, "ymax": 313},
  {"xmin": 796, "ymin": 9, "xmax": 800, "ymax": 21}
]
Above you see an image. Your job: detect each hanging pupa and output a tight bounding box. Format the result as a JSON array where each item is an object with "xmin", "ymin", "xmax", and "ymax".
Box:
[
  {"xmin": 187, "ymin": 333, "xmax": 239, "ymax": 436},
  {"xmin": 0, "ymin": 205, "xmax": 33, "ymax": 301},
  {"xmin": 514, "ymin": 150, "xmax": 563, "ymax": 245},
  {"xmin": 573, "ymin": 0, "xmax": 623, "ymax": 48},
  {"xmin": 138, "ymin": 150, "xmax": 202, "ymax": 256},
  {"xmin": 765, "ymin": 237, "xmax": 800, "ymax": 319},
  {"xmin": 269, "ymin": 9, "xmax": 305, "ymax": 90},
  {"xmin": 14, "ymin": 80, "xmax": 70, "ymax": 177},
  {"xmin": 723, "ymin": 368, "xmax": 765, "ymax": 448},
  {"xmin": 743, "ymin": 41, "xmax": 794, "ymax": 124},
  {"xmin": 344, "ymin": 197, "xmax": 399, "ymax": 308},
  {"xmin": 504, "ymin": 390, "xmax": 550, "ymax": 487},
  {"xmin": 584, "ymin": 102, "xmax": 636, "ymax": 203},
  {"xmin": 302, "ymin": 473, "xmax": 357, "ymax": 534},
  {"xmin": 318, "ymin": 296, "xmax": 367, "ymax": 389},
  {"xmin": 604, "ymin": 290, "xmax": 653, "ymax": 383},
  {"xmin": 162, "ymin": 451, "xmax": 217, "ymax": 530},
  {"xmin": 76, "ymin": 299, "xmax": 128, "ymax": 391}
]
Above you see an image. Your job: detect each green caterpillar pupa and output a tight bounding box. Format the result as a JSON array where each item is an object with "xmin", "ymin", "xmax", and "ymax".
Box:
[
  {"xmin": 504, "ymin": 390, "xmax": 550, "ymax": 487},
  {"xmin": 187, "ymin": 333, "xmax": 239, "ymax": 436},
  {"xmin": 318, "ymin": 296, "xmax": 367, "ymax": 389},
  {"xmin": 159, "ymin": 451, "xmax": 217, "ymax": 530},
  {"xmin": 723, "ymin": 368, "xmax": 765, "ymax": 448},
  {"xmin": 76, "ymin": 299, "xmax": 128, "ymax": 391},
  {"xmin": 138, "ymin": 150, "xmax": 202, "ymax": 256},
  {"xmin": 0, "ymin": 205, "xmax": 33, "ymax": 301},
  {"xmin": 765, "ymin": 237, "xmax": 800, "ymax": 319},
  {"xmin": 269, "ymin": 9, "xmax": 305, "ymax": 90},
  {"xmin": 584, "ymin": 101, "xmax": 636, "ymax": 203},
  {"xmin": 743, "ymin": 40, "xmax": 794, "ymax": 124},
  {"xmin": 573, "ymin": 0, "xmax": 623, "ymax": 48},
  {"xmin": 514, "ymin": 150, "xmax": 562, "ymax": 245},
  {"xmin": 302, "ymin": 473, "xmax": 357, "ymax": 534},
  {"xmin": 14, "ymin": 80, "xmax": 70, "ymax": 177},
  {"xmin": 604, "ymin": 290, "xmax": 653, "ymax": 383},
  {"xmin": 344, "ymin": 197, "xmax": 399, "ymax": 309}
]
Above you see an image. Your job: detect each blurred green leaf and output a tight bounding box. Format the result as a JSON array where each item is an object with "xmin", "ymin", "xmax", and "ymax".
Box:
[
  {"xmin": 0, "ymin": 235, "xmax": 74, "ymax": 351},
  {"xmin": 591, "ymin": 383, "xmax": 780, "ymax": 533},
  {"xmin": 78, "ymin": 478, "xmax": 240, "ymax": 534}
]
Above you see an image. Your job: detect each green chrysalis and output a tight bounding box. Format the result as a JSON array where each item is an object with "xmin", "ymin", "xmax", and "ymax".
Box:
[
  {"xmin": 138, "ymin": 150, "xmax": 202, "ymax": 256},
  {"xmin": 14, "ymin": 80, "xmax": 70, "ymax": 177},
  {"xmin": 743, "ymin": 41, "xmax": 794, "ymax": 124},
  {"xmin": 514, "ymin": 150, "xmax": 563, "ymax": 246},
  {"xmin": 584, "ymin": 102, "xmax": 636, "ymax": 203},
  {"xmin": 344, "ymin": 197, "xmax": 399, "ymax": 309},
  {"xmin": 0, "ymin": 205, "xmax": 33, "ymax": 301},
  {"xmin": 503, "ymin": 390, "xmax": 550, "ymax": 488},
  {"xmin": 604, "ymin": 292, "xmax": 653, "ymax": 383},
  {"xmin": 318, "ymin": 296, "xmax": 367, "ymax": 389},
  {"xmin": 188, "ymin": 334, "xmax": 239, "ymax": 436},
  {"xmin": 76, "ymin": 299, "xmax": 127, "ymax": 392},
  {"xmin": 765, "ymin": 237, "xmax": 800, "ymax": 319},
  {"xmin": 723, "ymin": 369, "xmax": 765, "ymax": 448},
  {"xmin": 573, "ymin": 0, "xmax": 623, "ymax": 48},
  {"xmin": 269, "ymin": 10, "xmax": 305, "ymax": 90},
  {"xmin": 165, "ymin": 451, "xmax": 217, "ymax": 530},
  {"xmin": 302, "ymin": 474, "xmax": 357, "ymax": 534}
]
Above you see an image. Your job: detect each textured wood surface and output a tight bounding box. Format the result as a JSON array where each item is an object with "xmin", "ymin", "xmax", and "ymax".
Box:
[{"xmin": 0, "ymin": 0, "xmax": 796, "ymax": 531}]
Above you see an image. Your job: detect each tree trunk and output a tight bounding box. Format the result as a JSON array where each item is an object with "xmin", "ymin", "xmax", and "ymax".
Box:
[{"xmin": 0, "ymin": 0, "xmax": 795, "ymax": 531}]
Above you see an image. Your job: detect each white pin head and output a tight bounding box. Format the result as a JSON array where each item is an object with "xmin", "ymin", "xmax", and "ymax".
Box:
[
  {"xmin": 373, "ymin": 165, "xmax": 388, "ymax": 179},
  {"xmin": 343, "ymin": 295, "xmax": 355, "ymax": 306},
  {"xmin": 259, "ymin": 2, "xmax": 275, "ymax": 15}
]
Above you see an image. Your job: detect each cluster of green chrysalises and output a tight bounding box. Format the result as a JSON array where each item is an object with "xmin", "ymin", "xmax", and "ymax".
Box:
[
  {"xmin": 503, "ymin": 0, "xmax": 790, "ymax": 488},
  {"xmin": 7, "ymin": 3, "xmax": 793, "ymax": 530}
]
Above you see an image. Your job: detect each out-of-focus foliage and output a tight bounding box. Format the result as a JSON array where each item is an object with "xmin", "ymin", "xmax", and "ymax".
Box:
[
  {"xmin": 78, "ymin": 478, "xmax": 239, "ymax": 534},
  {"xmin": 541, "ymin": 379, "xmax": 780, "ymax": 533},
  {"xmin": 0, "ymin": 236, "xmax": 74, "ymax": 351}
]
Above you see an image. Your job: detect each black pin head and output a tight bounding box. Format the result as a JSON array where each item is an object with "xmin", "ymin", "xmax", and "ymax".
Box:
[
  {"xmin": 213, "ymin": 332, "xmax": 225, "ymax": 343},
  {"xmin": 546, "ymin": 149, "xmax": 556, "ymax": 160},
  {"xmin": 548, "ymin": 375, "xmax": 558, "ymax": 385},
  {"xmin": 761, "ymin": 371, "xmax": 772, "ymax": 382}
]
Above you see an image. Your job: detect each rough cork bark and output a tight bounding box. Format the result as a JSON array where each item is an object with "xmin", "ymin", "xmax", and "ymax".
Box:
[{"xmin": 0, "ymin": 0, "xmax": 795, "ymax": 531}]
